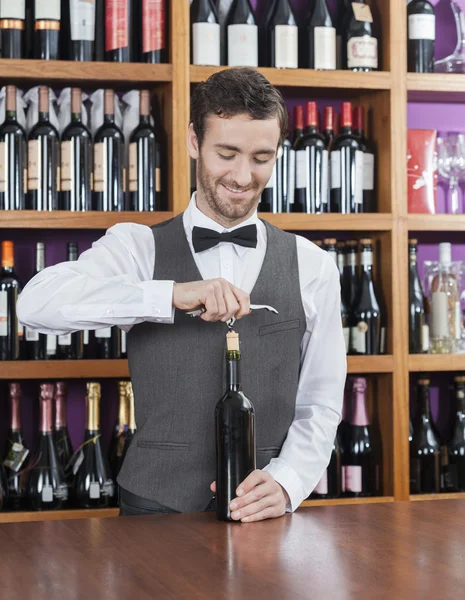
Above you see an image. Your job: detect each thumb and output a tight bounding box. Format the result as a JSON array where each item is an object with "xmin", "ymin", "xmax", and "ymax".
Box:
[{"xmin": 210, "ymin": 481, "xmax": 216, "ymax": 493}]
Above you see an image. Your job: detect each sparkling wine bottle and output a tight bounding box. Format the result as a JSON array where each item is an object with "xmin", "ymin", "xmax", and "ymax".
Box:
[
  {"xmin": 57, "ymin": 243, "xmax": 84, "ymax": 360},
  {"xmin": 53, "ymin": 382, "xmax": 74, "ymax": 477},
  {"xmin": 109, "ymin": 381, "xmax": 129, "ymax": 480},
  {"xmin": 445, "ymin": 375, "xmax": 465, "ymax": 492},
  {"xmin": 311, "ymin": 432, "xmax": 342, "ymax": 499},
  {"xmin": 325, "ymin": 238, "xmax": 350, "ymax": 354},
  {"xmin": 304, "ymin": 0, "xmax": 336, "ymax": 70},
  {"xmin": 25, "ymin": 243, "xmax": 47, "ymax": 360},
  {"xmin": 268, "ymin": 0, "xmax": 298, "ymax": 69},
  {"xmin": 0, "ymin": 1, "xmax": 26, "ymax": 58},
  {"xmin": 190, "ymin": 0, "xmax": 220, "ymax": 66},
  {"xmin": 215, "ymin": 330, "xmax": 256, "ymax": 521},
  {"xmin": 34, "ymin": 0, "xmax": 61, "ymax": 60},
  {"xmin": 122, "ymin": 381, "xmax": 136, "ymax": 461},
  {"xmin": 226, "ymin": 0, "xmax": 258, "ymax": 67},
  {"xmin": 407, "ymin": 0, "xmax": 435, "ymax": 73},
  {"xmin": 353, "ymin": 106, "xmax": 376, "ymax": 213},
  {"xmin": 408, "ymin": 239, "xmax": 429, "ymax": 354},
  {"xmin": 341, "ymin": 239, "xmax": 359, "ymax": 310},
  {"xmin": 3, "ymin": 383, "xmax": 29, "ymax": 510},
  {"xmin": 0, "ymin": 241, "xmax": 23, "ymax": 361}
]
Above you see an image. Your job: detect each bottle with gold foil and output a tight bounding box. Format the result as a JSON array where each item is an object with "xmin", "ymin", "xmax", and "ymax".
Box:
[
  {"xmin": 3, "ymin": 383, "xmax": 29, "ymax": 510},
  {"xmin": 0, "ymin": 240, "xmax": 23, "ymax": 360},
  {"xmin": 33, "ymin": 0, "xmax": 60, "ymax": 60},
  {"xmin": 53, "ymin": 382, "xmax": 73, "ymax": 478},
  {"xmin": 109, "ymin": 381, "xmax": 129, "ymax": 481},
  {"xmin": 72, "ymin": 382, "xmax": 115, "ymax": 508},
  {"xmin": 0, "ymin": 3, "xmax": 26, "ymax": 58},
  {"xmin": 122, "ymin": 381, "xmax": 137, "ymax": 462}
]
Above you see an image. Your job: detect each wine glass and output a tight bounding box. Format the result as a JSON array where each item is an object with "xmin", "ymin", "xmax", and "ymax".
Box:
[
  {"xmin": 436, "ymin": 133, "xmax": 465, "ymax": 214},
  {"xmin": 435, "ymin": 1, "xmax": 465, "ymax": 73}
]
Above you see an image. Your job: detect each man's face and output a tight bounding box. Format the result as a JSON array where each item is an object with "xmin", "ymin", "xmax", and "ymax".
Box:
[{"xmin": 191, "ymin": 113, "xmax": 280, "ymax": 222}]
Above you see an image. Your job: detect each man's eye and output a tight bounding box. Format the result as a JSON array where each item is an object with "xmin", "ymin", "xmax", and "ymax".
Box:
[
  {"xmin": 254, "ymin": 158, "xmax": 269, "ymax": 165},
  {"xmin": 219, "ymin": 154, "xmax": 235, "ymax": 161}
]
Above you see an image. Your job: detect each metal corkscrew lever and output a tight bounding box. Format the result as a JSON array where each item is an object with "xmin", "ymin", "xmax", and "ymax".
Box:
[{"xmin": 186, "ymin": 304, "xmax": 279, "ymax": 329}]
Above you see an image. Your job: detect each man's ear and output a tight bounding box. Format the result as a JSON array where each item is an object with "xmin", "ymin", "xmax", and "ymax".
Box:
[{"xmin": 187, "ymin": 123, "xmax": 200, "ymax": 160}]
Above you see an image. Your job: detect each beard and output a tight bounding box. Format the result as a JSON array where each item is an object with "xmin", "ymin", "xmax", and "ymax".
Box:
[{"xmin": 196, "ymin": 153, "xmax": 263, "ymax": 222}]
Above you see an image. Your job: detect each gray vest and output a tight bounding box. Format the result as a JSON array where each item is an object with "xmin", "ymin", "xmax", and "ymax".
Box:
[{"xmin": 117, "ymin": 213, "xmax": 306, "ymax": 513}]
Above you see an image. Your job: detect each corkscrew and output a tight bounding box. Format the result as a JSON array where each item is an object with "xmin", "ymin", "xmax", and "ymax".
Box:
[{"xmin": 186, "ymin": 304, "xmax": 279, "ymax": 330}]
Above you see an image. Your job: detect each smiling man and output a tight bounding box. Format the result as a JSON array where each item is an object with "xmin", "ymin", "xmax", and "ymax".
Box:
[{"xmin": 17, "ymin": 68, "xmax": 346, "ymax": 522}]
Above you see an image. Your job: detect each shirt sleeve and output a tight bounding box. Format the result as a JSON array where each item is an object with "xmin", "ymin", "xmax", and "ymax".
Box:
[
  {"xmin": 263, "ymin": 251, "xmax": 346, "ymax": 512},
  {"xmin": 17, "ymin": 223, "xmax": 175, "ymax": 335}
]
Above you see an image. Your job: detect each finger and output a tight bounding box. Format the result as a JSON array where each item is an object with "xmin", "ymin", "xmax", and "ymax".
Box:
[
  {"xmin": 231, "ymin": 493, "xmax": 280, "ymax": 521},
  {"xmin": 230, "ymin": 480, "xmax": 271, "ymax": 511},
  {"xmin": 210, "ymin": 481, "xmax": 216, "ymax": 493},
  {"xmin": 240, "ymin": 504, "xmax": 284, "ymax": 523},
  {"xmin": 220, "ymin": 284, "xmax": 240, "ymax": 323},
  {"xmin": 228, "ymin": 284, "xmax": 250, "ymax": 319},
  {"xmin": 214, "ymin": 282, "xmax": 228, "ymax": 320},
  {"xmin": 201, "ymin": 285, "xmax": 219, "ymax": 322},
  {"xmin": 235, "ymin": 469, "xmax": 267, "ymax": 499}
]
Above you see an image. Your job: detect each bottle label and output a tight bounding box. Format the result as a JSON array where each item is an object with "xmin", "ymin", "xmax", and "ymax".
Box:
[
  {"xmin": 121, "ymin": 330, "xmax": 127, "ymax": 354},
  {"xmin": 295, "ymin": 149, "xmax": 308, "ymax": 189},
  {"xmin": 343, "ymin": 327, "xmax": 350, "ymax": 353},
  {"xmin": 347, "ymin": 36, "xmax": 378, "ymax": 69},
  {"xmin": 274, "ymin": 24, "xmax": 298, "ymax": 69},
  {"xmin": 351, "ymin": 323, "xmax": 367, "ymax": 354},
  {"xmin": 0, "ymin": 0, "xmax": 25, "ymax": 19},
  {"xmin": 142, "ymin": 0, "xmax": 165, "ymax": 53},
  {"xmin": 455, "ymin": 301, "xmax": 461, "ymax": 341},
  {"xmin": 61, "ymin": 141, "xmax": 73, "ymax": 192},
  {"xmin": 3, "ymin": 442, "xmax": 29, "ymax": 472},
  {"xmin": 192, "ymin": 23, "xmax": 220, "ymax": 66},
  {"xmin": 355, "ymin": 150, "xmax": 364, "ymax": 205},
  {"xmin": 0, "ymin": 142, "xmax": 7, "ymax": 193},
  {"xmin": 343, "ymin": 465, "xmax": 362, "ymax": 492},
  {"xmin": 422, "ymin": 324, "xmax": 430, "ymax": 352},
  {"xmin": 84, "ymin": 329, "xmax": 89, "ymax": 345},
  {"xmin": 27, "ymin": 140, "xmax": 40, "ymax": 191},
  {"xmin": 94, "ymin": 142, "xmax": 105, "ymax": 192},
  {"xmin": 330, "ymin": 150, "xmax": 341, "ymax": 189},
  {"xmin": 47, "ymin": 334, "xmax": 57, "ymax": 353},
  {"xmin": 361, "ymin": 250, "xmax": 373, "ymax": 267},
  {"xmin": 228, "ymin": 24, "xmax": 258, "ymax": 67},
  {"xmin": 352, "ymin": 3, "xmax": 373, "ymax": 23},
  {"xmin": 105, "ymin": 0, "xmax": 128, "ymax": 52},
  {"xmin": 0, "ymin": 291, "xmax": 7, "ymax": 337},
  {"xmin": 95, "ymin": 327, "xmax": 112, "ymax": 339},
  {"xmin": 26, "ymin": 327, "xmax": 40, "ymax": 342},
  {"xmin": 90, "ymin": 482, "xmax": 101, "ymax": 499},
  {"xmin": 129, "ymin": 142, "xmax": 138, "ymax": 192},
  {"xmin": 408, "ymin": 14, "xmax": 435, "ymax": 41},
  {"xmin": 314, "ymin": 27, "xmax": 336, "ymax": 70},
  {"xmin": 71, "ymin": 0, "xmax": 95, "ymax": 42},
  {"xmin": 314, "ymin": 471, "xmax": 328, "ymax": 495},
  {"xmin": 35, "ymin": 0, "xmax": 61, "ymax": 21},
  {"xmin": 363, "ymin": 153, "xmax": 375, "ymax": 191},
  {"xmin": 58, "ymin": 333, "xmax": 72, "ymax": 346},
  {"xmin": 42, "ymin": 484, "xmax": 54, "ymax": 503},
  {"xmin": 431, "ymin": 291, "xmax": 449, "ymax": 338}
]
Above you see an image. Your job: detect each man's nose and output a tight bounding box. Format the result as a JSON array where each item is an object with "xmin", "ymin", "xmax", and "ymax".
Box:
[{"xmin": 230, "ymin": 158, "xmax": 253, "ymax": 188}]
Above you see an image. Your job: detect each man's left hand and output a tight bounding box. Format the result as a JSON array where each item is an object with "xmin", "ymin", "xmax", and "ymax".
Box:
[{"xmin": 209, "ymin": 470, "xmax": 290, "ymax": 523}]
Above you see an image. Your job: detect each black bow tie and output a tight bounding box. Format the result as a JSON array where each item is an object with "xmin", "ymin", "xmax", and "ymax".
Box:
[{"xmin": 192, "ymin": 225, "xmax": 258, "ymax": 253}]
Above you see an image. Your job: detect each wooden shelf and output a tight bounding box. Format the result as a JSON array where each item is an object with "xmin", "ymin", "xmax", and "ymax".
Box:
[
  {"xmin": 407, "ymin": 73, "xmax": 465, "ymax": 101},
  {"xmin": 407, "ymin": 214, "xmax": 465, "ymax": 232},
  {"xmin": 191, "ymin": 66, "xmax": 392, "ymax": 91},
  {"xmin": 410, "ymin": 493, "xmax": 465, "ymax": 502},
  {"xmin": 0, "ymin": 59, "xmax": 172, "ymax": 87},
  {"xmin": 0, "ymin": 360, "xmax": 130, "ymax": 380},
  {"xmin": 0, "ymin": 211, "xmax": 173, "ymax": 229},
  {"xmin": 347, "ymin": 355, "xmax": 394, "ymax": 373},
  {"xmin": 409, "ymin": 354, "xmax": 465, "ymax": 372},
  {"xmin": 261, "ymin": 213, "xmax": 393, "ymax": 231},
  {"xmin": 300, "ymin": 496, "xmax": 394, "ymax": 508},
  {"xmin": 0, "ymin": 508, "xmax": 119, "ymax": 523}
]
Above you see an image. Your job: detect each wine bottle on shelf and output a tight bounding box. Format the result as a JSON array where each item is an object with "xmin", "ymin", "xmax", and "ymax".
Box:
[
  {"xmin": 95, "ymin": 0, "xmax": 104, "ymax": 60},
  {"xmin": 279, "ymin": 136, "xmax": 294, "ymax": 214},
  {"xmin": 216, "ymin": 330, "xmax": 256, "ymax": 521},
  {"xmin": 325, "ymin": 238, "xmax": 350, "ymax": 353},
  {"xmin": 95, "ymin": 326, "xmax": 121, "ymax": 359},
  {"xmin": 190, "ymin": 0, "xmax": 220, "ymax": 66},
  {"xmin": 83, "ymin": 328, "xmax": 92, "ymax": 358},
  {"xmin": 0, "ymin": 85, "xmax": 27, "ymax": 210},
  {"xmin": 336, "ymin": 241, "xmax": 345, "ymax": 276},
  {"xmin": 72, "ymin": 382, "xmax": 115, "ymax": 508},
  {"xmin": 109, "ymin": 381, "xmax": 129, "ymax": 480},
  {"xmin": 0, "ymin": 241, "xmax": 22, "ymax": 361},
  {"xmin": 0, "ymin": 1, "xmax": 26, "ymax": 58},
  {"xmin": 129, "ymin": 90, "xmax": 161, "ymax": 212},
  {"xmin": 46, "ymin": 332, "xmax": 57, "ymax": 360},
  {"xmin": 343, "ymin": 0, "xmax": 378, "ymax": 72},
  {"xmin": 330, "ymin": 102, "xmax": 363, "ymax": 214},
  {"xmin": 349, "ymin": 239, "xmax": 383, "ymax": 355},
  {"xmin": 408, "ymin": 239, "xmax": 429, "ymax": 354},
  {"xmin": 34, "ymin": 0, "xmax": 61, "ymax": 60},
  {"xmin": 311, "ymin": 432, "xmax": 342, "ymax": 499},
  {"xmin": 294, "ymin": 101, "xmax": 328, "ymax": 214},
  {"xmin": 25, "ymin": 243, "xmax": 47, "ymax": 360},
  {"xmin": 353, "ymin": 106, "xmax": 376, "ymax": 213},
  {"xmin": 93, "ymin": 89, "xmax": 125, "ymax": 212},
  {"xmin": 410, "ymin": 377, "xmax": 440, "ymax": 494},
  {"xmin": 304, "ymin": 0, "xmax": 336, "ymax": 70},
  {"xmin": 28, "ymin": 383, "xmax": 68, "ymax": 510},
  {"xmin": 226, "ymin": 0, "xmax": 258, "ymax": 67},
  {"xmin": 335, "ymin": 0, "xmax": 351, "ymax": 69},
  {"xmin": 407, "ymin": 0, "xmax": 435, "ymax": 74},
  {"xmin": 105, "ymin": 0, "xmax": 133, "ymax": 62},
  {"xmin": 322, "ymin": 106, "xmax": 336, "ymax": 151},
  {"xmin": 0, "ymin": 463, "xmax": 7, "ymax": 510},
  {"xmin": 260, "ymin": 162, "xmax": 278, "ymax": 213},
  {"xmin": 140, "ymin": 0, "xmax": 166, "ymax": 63},
  {"xmin": 342, "ymin": 239, "xmax": 359, "ymax": 310},
  {"xmin": 3, "ymin": 383, "xmax": 29, "ymax": 510},
  {"xmin": 268, "ymin": 0, "xmax": 298, "ymax": 69},
  {"xmin": 57, "ymin": 243, "xmax": 84, "ymax": 360},
  {"xmin": 53, "ymin": 382, "xmax": 74, "ymax": 478},
  {"xmin": 292, "ymin": 105, "xmax": 304, "ymax": 149},
  {"xmin": 259, "ymin": 0, "xmax": 278, "ymax": 67},
  {"xmin": 61, "ymin": 88, "xmax": 92, "ymax": 212},
  {"xmin": 121, "ymin": 329, "xmax": 127, "ymax": 358},
  {"xmin": 122, "ymin": 381, "xmax": 136, "ymax": 461},
  {"xmin": 67, "ymin": 0, "xmax": 97, "ymax": 61},
  {"xmin": 28, "ymin": 86, "xmax": 60, "ymax": 211},
  {"xmin": 445, "ymin": 375, "xmax": 465, "ymax": 492}
]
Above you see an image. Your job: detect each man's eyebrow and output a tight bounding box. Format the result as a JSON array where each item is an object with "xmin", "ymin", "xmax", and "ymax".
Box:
[{"xmin": 214, "ymin": 143, "xmax": 276, "ymax": 156}]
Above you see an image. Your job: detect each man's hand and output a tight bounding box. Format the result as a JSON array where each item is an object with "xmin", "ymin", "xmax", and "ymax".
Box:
[
  {"xmin": 210, "ymin": 470, "xmax": 290, "ymax": 523},
  {"xmin": 173, "ymin": 278, "xmax": 251, "ymax": 323}
]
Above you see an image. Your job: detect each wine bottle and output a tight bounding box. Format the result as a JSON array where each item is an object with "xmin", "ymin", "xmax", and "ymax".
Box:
[
  {"xmin": 260, "ymin": 162, "xmax": 278, "ymax": 213},
  {"xmin": 190, "ymin": 0, "xmax": 220, "ymax": 66},
  {"xmin": 25, "ymin": 243, "xmax": 48, "ymax": 360},
  {"xmin": 353, "ymin": 106, "xmax": 376, "ymax": 213},
  {"xmin": 61, "ymin": 88, "xmax": 92, "ymax": 212},
  {"xmin": 57, "ymin": 243, "xmax": 84, "ymax": 360},
  {"xmin": 259, "ymin": 0, "xmax": 278, "ymax": 67},
  {"xmin": 140, "ymin": 0, "xmax": 166, "ymax": 63},
  {"xmin": 336, "ymin": 240, "xmax": 345, "ymax": 276},
  {"xmin": 72, "ymin": 382, "xmax": 115, "ymax": 508},
  {"xmin": 95, "ymin": 326, "xmax": 121, "ymax": 358},
  {"xmin": 95, "ymin": 0, "xmax": 104, "ymax": 60},
  {"xmin": 344, "ymin": 0, "xmax": 378, "ymax": 71},
  {"xmin": 349, "ymin": 239, "xmax": 382, "ymax": 355},
  {"xmin": 335, "ymin": 0, "xmax": 351, "ymax": 69},
  {"xmin": 0, "ymin": 1, "xmax": 26, "ymax": 58},
  {"xmin": 226, "ymin": 0, "xmax": 258, "ymax": 67},
  {"xmin": 53, "ymin": 381, "xmax": 73, "ymax": 477},
  {"xmin": 279, "ymin": 136, "xmax": 294, "ymax": 214},
  {"xmin": 34, "ymin": 0, "xmax": 61, "ymax": 60},
  {"xmin": 268, "ymin": 0, "xmax": 298, "ymax": 69},
  {"xmin": 294, "ymin": 101, "xmax": 328, "ymax": 214},
  {"xmin": 0, "ymin": 241, "xmax": 22, "ymax": 361},
  {"xmin": 0, "ymin": 463, "xmax": 7, "ymax": 510},
  {"xmin": 445, "ymin": 375, "xmax": 465, "ymax": 492},
  {"xmin": 3, "ymin": 383, "xmax": 29, "ymax": 510},
  {"xmin": 342, "ymin": 239, "xmax": 359, "ymax": 310},
  {"xmin": 105, "ymin": 0, "xmax": 133, "ymax": 62},
  {"xmin": 410, "ymin": 377, "xmax": 440, "ymax": 494},
  {"xmin": 109, "ymin": 381, "xmax": 129, "ymax": 480},
  {"xmin": 0, "ymin": 85, "xmax": 27, "ymax": 210},
  {"xmin": 121, "ymin": 329, "xmax": 127, "ymax": 358},
  {"xmin": 28, "ymin": 383, "xmax": 68, "ymax": 510},
  {"xmin": 342, "ymin": 377, "xmax": 377, "ymax": 497},
  {"xmin": 304, "ymin": 0, "xmax": 336, "ymax": 70},
  {"xmin": 46, "ymin": 332, "xmax": 57, "ymax": 360},
  {"xmin": 325, "ymin": 238, "xmax": 350, "ymax": 353},
  {"xmin": 408, "ymin": 239, "xmax": 429, "ymax": 354},
  {"xmin": 129, "ymin": 90, "xmax": 161, "ymax": 212},
  {"xmin": 330, "ymin": 102, "xmax": 363, "ymax": 214},
  {"xmin": 93, "ymin": 89, "xmax": 125, "ymax": 212},
  {"xmin": 311, "ymin": 432, "xmax": 342, "ymax": 499},
  {"xmin": 407, "ymin": 0, "xmax": 435, "ymax": 73},
  {"xmin": 66, "ymin": 0, "xmax": 96, "ymax": 61},
  {"xmin": 322, "ymin": 106, "xmax": 335, "ymax": 151},
  {"xmin": 28, "ymin": 86, "xmax": 60, "ymax": 211},
  {"xmin": 292, "ymin": 105, "xmax": 304, "ymax": 149},
  {"xmin": 122, "ymin": 381, "xmax": 136, "ymax": 461},
  {"xmin": 215, "ymin": 330, "xmax": 256, "ymax": 521}
]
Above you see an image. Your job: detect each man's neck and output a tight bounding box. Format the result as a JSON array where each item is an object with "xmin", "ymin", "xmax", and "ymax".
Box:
[{"xmin": 195, "ymin": 190, "xmax": 257, "ymax": 229}]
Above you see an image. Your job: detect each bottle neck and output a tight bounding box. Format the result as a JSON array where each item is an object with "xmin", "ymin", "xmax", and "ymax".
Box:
[
  {"xmin": 360, "ymin": 250, "xmax": 374, "ymax": 278},
  {"xmin": 128, "ymin": 392, "xmax": 136, "ymax": 431},
  {"xmin": 456, "ymin": 387, "xmax": 465, "ymax": 413},
  {"xmin": 418, "ymin": 385, "xmax": 431, "ymax": 419},
  {"xmin": 117, "ymin": 391, "xmax": 129, "ymax": 427},
  {"xmin": 55, "ymin": 395, "xmax": 67, "ymax": 429},
  {"xmin": 226, "ymin": 351, "xmax": 242, "ymax": 392},
  {"xmin": 36, "ymin": 247, "xmax": 45, "ymax": 273},
  {"xmin": 5, "ymin": 110, "xmax": 17, "ymax": 122},
  {"xmin": 305, "ymin": 125, "xmax": 318, "ymax": 135},
  {"xmin": 86, "ymin": 394, "xmax": 100, "ymax": 432},
  {"xmin": 71, "ymin": 112, "xmax": 82, "ymax": 123},
  {"xmin": 9, "ymin": 393, "xmax": 21, "ymax": 432},
  {"xmin": 104, "ymin": 113, "xmax": 115, "ymax": 124},
  {"xmin": 340, "ymin": 125, "xmax": 352, "ymax": 135},
  {"xmin": 353, "ymin": 127, "xmax": 364, "ymax": 138},
  {"xmin": 140, "ymin": 114, "xmax": 150, "ymax": 125},
  {"xmin": 1, "ymin": 264, "xmax": 13, "ymax": 273},
  {"xmin": 40, "ymin": 397, "xmax": 53, "ymax": 434},
  {"xmin": 38, "ymin": 111, "xmax": 50, "ymax": 122},
  {"xmin": 351, "ymin": 387, "xmax": 370, "ymax": 426}
]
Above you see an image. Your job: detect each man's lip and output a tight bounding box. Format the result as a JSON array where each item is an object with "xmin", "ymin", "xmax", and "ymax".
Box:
[{"xmin": 221, "ymin": 183, "xmax": 252, "ymax": 194}]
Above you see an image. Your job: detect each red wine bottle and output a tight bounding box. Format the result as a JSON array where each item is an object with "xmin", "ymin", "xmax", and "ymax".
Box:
[
  {"xmin": 105, "ymin": 0, "xmax": 133, "ymax": 62},
  {"xmin": 28, "ymin": 383, "xmax": 69, "ymax": 510},
  {"xmin": 3, "ymin": 383, "xmax": 29, "ymax": 510},
  {"xmin": 410, "ymin": 377, "xmax": 440, "ymax": 494},
  {"xmin": 0, "ymin": 1, "xmax": 26, "ymax": 58},
  {"xmin": 304, "ymin": 0, "xmax": 336, "ymax": 70},
  {"xmin": 408, "ymin": 239, "xmax": 429, "ymax": 354},
  {"xmin": 95, "ymin": 0, "xmax": 105, "ymax": 60},
  {"xmin": 336, "ymin": 0, "xmax": 351, "ymax": 69},
  {"xmin": 28, "ymin": 86, "xmax": 60, "ymax": 211},
  {"xmin": 342, "ymin": 239, "xmax": 359, "ymax": 310},
  {"xmin": 353, "ymin": 106, "xmax": 376, "ymax": 213},
  {"xmin": 57, "ymin": 243, "xmax": 84, "ymax": 360},
  {"xmin": 260, "ymin": 162, "xmax": 277, "ymax": 213},
  {"xmin": 25, "ymin": 243, "xmax": 47, "ymax": 360},
  {"xmin": 445, "ymin": 375, "xmax": 465, "ymax": 492},
  {"xmin": 344, "ymin": 0, "xmax": 378, "ymax": 71},
  {"xmin": 93, "ymin": 89, "xmax": 124, "ymax": 212},
  {"xmin": 61, "ymin": 88, "xmax": 92, "ymax": 212},
  {"xmin": 109, "ymin": 381, "xmax": 129, "ymax": 480},
  {"xmin": 66, "ymin": 0, "xmax": 96, "ymax": 61},
  {"xmin": 292, "ymin": 105, "xmax": 304, "ymax": 149},
  {"xmin": 190, "ymin": 0, "xmax": 220, "ymax": 66},
  {"xmin": 72, "ymin": 382, "xmax": 115, "ymax": 508},
  {"xmin": 0, "ymin": 85, "xmax": 27, "ymax": 210},
  {"xmin": 330, "ymin": 102, "xmax": 363, "ymax": 214},
  {"xmin": 407, "ymin": 0, "xmax": 435, "ymax": 73},
  {"xmin": 34, "ymin": 0, "xmax": 61, "ymax": 59},
  {"xmin": 0, "ymin": 241, "xmax": 22, "ymax": 361},
  {"xmin": 215, "ymin": 330, "xmax": 256, "ymax": 521},
  {"xmin": 311, "ymin": 432, "xmax": 342, "ymax": 499},
  {"xmin": 53, "ymin": 382, "xmax": 74, "ymax": 476},
  {"xmin": 259, "ymin": 0, "xmax": 278, "ymax": 67},
  {"xmin": 279, "ymin": 136, "xmax": 294, "ymax": 214},
  {"xmin": 322, "ymin": 106, "xmax": 335, "ymax": 151},
  {"xmin": 226, "ymin": 0, "xmax": 258, "ymax": 67},
  {"xmin": 268, "ymin": 0, "xmax": 298, "ymax": 69},
  {"xmin": 325, "ymin": 238, "xmax": 350, "ymax": 353},
  {"xmin": 141, "ymin": 0, "xmax": 166, "ymax": 63}
]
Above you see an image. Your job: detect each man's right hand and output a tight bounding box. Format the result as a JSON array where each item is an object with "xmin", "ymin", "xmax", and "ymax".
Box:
[{"xmin": 173, "ymin": 279, "xmax": 251, "ymax": 323}]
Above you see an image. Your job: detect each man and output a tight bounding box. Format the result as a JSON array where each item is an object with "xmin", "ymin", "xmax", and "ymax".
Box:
[{"xmin": 17, "ymin": 68, "xmax": 346, "ymax": 522}]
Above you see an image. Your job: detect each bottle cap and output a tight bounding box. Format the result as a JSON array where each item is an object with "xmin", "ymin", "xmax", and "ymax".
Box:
[
  {"xmin": 439, "ymin": 242, "xmax": 452, "ymax": 266},
  {"xmin": 454, "ymin": 375, "xmax": 465, "ymax": 383},
  {"xmin": 306, "ymin": 102, "xmax": 318, "ymax": 128},
  {"xmin": 71, "ymin": 88, "xmax": 82, "ymax": 115},
  {"xmin": 56, "ymin": 382, "xmax": 67, "ymax": 396},
  {"xmin": 226, "ymin": 331, "xmax": 239, "ymax": 352},
  {"xmin": 324, "ymin": 238, "xmax": 337, "ymax": 245},
  {"xmin": 341, "ymin": 102, "xmax": 353, "ymax": 128},
  {"xmin": 9, "ymin": 382, "xmax": 21, "ymax": 397},
  {"xmin": 1, "ymin": 240, "xmax": 14, "ymax": 267},
  {"xmin": 323, "ymin": 106, "xmax": 334, "ymax": 130},
  {"xmin": 294, "ymin": 105, "xmax": 304, "ymax": 130},
  {"xmin": 40, "ymin": 383, "xmax": 55, "ymax": 399},
  {"xmin": 5, "ymin": 85, "xmax": 16, "ymax": 113},
  {"xmin": 38, "ymin": 86, "xmax": 49, "ymax": 114},
  {"xmin": 140, "ymin": 90, "xmax": 150, "ymax": 117},
  {"xmin": 104, "ymin": 89, "xmax": 115, "ymax": 115},
  {"xmin": 408, "ymin": 239, "xmax": 418, "ymax": 246},
  {"xmin": 360, "ymin": 238, "xmax": 373, "ymax": 246},
  {"xmin": 418, "ymin": 378, "xmax": 430, "ymax": 385},
  {"xmin": 353, "ymin": 106, "xmax": 365, "ymax": 131}
]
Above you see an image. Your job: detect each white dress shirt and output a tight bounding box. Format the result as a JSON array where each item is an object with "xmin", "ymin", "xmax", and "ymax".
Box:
[{"xmin": 17, "ymin": 194, "xmax": 347, "ymax": 512}]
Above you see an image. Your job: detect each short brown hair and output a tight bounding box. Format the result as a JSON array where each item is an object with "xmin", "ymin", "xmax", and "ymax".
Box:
[{"xmin": 190, "ymin": 67, "xmax": 288, "ymax": 148}]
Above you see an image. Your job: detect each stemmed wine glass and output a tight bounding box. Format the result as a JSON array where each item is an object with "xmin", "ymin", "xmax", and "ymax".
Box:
[
  {"xmin": 437, "ymin": 132, "xmax": 465, "ymax": 214},
  {"xmin": 435, "ymin": 0, "xmax": 465, "ymax": 73}
]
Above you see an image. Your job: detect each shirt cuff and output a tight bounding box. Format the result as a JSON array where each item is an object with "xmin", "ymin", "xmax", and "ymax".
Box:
[
  {"xmin": 141, "ymin": 280, "xmax": 175, "ymax": 323},
  {"xmin": 262, "ymin": 459, "xmax": 307, "ymax": 513}
]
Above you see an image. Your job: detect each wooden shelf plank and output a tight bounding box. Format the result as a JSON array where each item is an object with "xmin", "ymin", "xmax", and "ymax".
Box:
[
  {"xmin": 409, "ymin": 354, "xmax": 465, "ymax": 372},
  {"xmin": 410, "ymin": 493, "xmax": 465, "ymax": 502},
  {"xmin": 347, "ymin": 355, "xmax": 394, "ymax": 374},
  {"xmin": 260, "ymin": 213, "xmax": 393, "ymax": 231},
  {"xmin": 0, "ymin": 360, "xmax": 130, "ymax": 380},
  {"xmin": 407, "ymin": 214, "xmax": 465, "ymax": 232},
  {"xmin": 0, "ymin": 211, "xmax": 174, "ymax": 229},
  {"xmin": 0, "ymin": 508, "xmax": 119, "ymax": 523},
  {"xmin": 300, "ymin": 496, "xmax": 394, "ymax": 508},
  {"xmin": 191, "ymin": 66, "xmax": 392, "ymax": 90},
  {"xmin": 407, "ymin": 73, "xmax": 465, "ymax": 96}
]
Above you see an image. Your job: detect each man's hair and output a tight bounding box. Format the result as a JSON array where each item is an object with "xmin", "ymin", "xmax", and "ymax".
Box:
[{"xmin": 190, "ymin": 67, "xmax": 288, "ymax": 148}]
